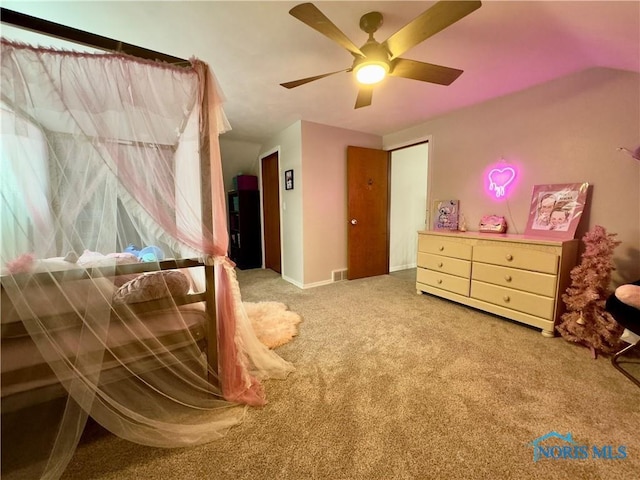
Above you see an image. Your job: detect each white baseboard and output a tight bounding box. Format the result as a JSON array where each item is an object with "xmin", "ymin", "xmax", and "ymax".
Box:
[
  {"xmin": 282, "ymin": 274, "xmax": 304, "ymax": 289},
  {"xmin": 390, "ymin": 263, "xmax": 417, "ymax": 272},
  {"xmin": 302, "ymin": 279, "xmax": 334, "ymax": 289},
  {"xmin": 282, "ymin": 275, "xmax": 341, "ymax": 290},
  {"xmin": 284, "ymin": 267, "xmax": 415, "ymax": 289}
]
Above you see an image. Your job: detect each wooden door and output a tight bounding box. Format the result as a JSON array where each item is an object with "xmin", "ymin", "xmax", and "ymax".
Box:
[
  {"xmin": 261, "ymin": 152, "xmax": 281, "ymax": 273},
  {"xmin": 347, "ymin": 146, "xmax": 390, "ymax": 280}
]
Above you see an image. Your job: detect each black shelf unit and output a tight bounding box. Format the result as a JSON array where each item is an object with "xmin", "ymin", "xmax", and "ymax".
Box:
[{"xmin": 228, "ymin": 189, "xmax": 262, "ymax": 269}]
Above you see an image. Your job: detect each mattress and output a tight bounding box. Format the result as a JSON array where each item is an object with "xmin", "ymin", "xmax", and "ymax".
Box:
[{"xmin": 1, "ymin": 264, "xmax": 210, "ymax": 415}]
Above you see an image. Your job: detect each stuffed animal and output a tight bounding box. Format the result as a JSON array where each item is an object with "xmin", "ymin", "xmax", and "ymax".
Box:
[
  {"xmin": 5, "ymin": 253, "xmax": 35, "ymax": 274},
  {"xmin": 124, "ymin": 244, "xmax": 165, "ymax": 262}
]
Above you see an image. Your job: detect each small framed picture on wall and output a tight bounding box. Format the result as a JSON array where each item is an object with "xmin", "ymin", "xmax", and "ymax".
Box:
[{"xmin": 285, "ymin": 169, "xmax": 294, "ymax": 190}]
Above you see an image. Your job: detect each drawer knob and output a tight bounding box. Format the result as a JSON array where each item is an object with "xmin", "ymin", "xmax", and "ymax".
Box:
[
  {"xmin": 439, "ymin": 245, "xmax": 444, "ymax": 251},
  {"xmin": 505, "ymin": 254, "xmax": 513, "ymax": 261},
  {"xmin": 503, "ymin": 295, "xmax": 510, "ymax": 303},
  {"xmin": 437, "ymin": 279, "xmax": 443, "ymax": 284},
  {"xmin": 438, "ymin": 262, "xmax": 443, "ymax": 268},
  {"xmin": 504, "ymin": 275, "xmax": 512, "ymax": 282}
]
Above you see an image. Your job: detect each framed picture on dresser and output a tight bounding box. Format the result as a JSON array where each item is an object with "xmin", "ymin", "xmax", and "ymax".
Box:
[
  {"xmin": 524, "ymin": 182, "xmax": 590, "ymax": 239},
  {"xmin": 432, "ymin": 199, "xmax": 459, "ymax": 231}
]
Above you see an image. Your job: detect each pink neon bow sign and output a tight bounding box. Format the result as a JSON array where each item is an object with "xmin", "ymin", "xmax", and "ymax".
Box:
[{"xmin": 487, "ymin": 166, "xmax": 516, "ymax": 198}]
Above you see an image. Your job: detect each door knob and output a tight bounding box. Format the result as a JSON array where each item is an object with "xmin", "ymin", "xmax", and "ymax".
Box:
[{"xmin": 351, "ymin": 219, "xmax": 358, "ymax": 225}]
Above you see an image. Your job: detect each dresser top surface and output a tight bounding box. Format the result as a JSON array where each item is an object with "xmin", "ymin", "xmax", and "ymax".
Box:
[{"xmin": 418, "ymin": 230, "xmax": 579, "ymax": 247}]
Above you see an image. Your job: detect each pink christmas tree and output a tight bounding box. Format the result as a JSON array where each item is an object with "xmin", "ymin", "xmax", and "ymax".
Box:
[{"xmin": 556, "ymin": 225, "xmax": 624, "ymax": 356}]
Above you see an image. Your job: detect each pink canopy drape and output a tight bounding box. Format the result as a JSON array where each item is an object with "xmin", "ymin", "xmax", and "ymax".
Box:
[{"xmin": 0, "ymin": 39, "xmax": 292, "ymax": 480}]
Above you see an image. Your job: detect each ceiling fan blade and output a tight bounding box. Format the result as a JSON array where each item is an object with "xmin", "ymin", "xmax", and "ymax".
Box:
[
  {"xmin": 289, "ymin": 3, "xmax": 364, "ymax": 57},
  {"xmin": 390, "ymin": 58, "xmax": 463, "ymax": 86},
  {"xmin": 383, "ymin": 0, "xmax": 482, "ymax": 60},
  {"xmin": 354, "ymin": 86, "xmax": 373, "ymax": 109},
  {"xmin": 280, "ymin": 69, "xmax": 348, "ymax": 89}
]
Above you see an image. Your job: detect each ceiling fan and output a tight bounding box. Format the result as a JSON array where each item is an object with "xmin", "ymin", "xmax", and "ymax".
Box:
[{"xmin": 280, "ymin": 1, "xmax": 482, "ymax": 109}]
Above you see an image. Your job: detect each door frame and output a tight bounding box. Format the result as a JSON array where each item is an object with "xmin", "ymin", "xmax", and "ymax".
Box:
[
  {"xmin": 388, "ymin": 139, "xmax": 430, "ymax": 272},
  {"xmin": 258, "ymin": 147, "xmax": 284, "ymax": 275},
  {"xmin": 385, "ymin": 135, "xmax": 433, "ymax": 267}
]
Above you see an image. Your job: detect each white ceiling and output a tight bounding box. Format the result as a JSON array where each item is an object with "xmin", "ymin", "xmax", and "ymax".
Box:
[{"xmin": 3, "ymin": 1, "xmax": 639, "ymax": 144}]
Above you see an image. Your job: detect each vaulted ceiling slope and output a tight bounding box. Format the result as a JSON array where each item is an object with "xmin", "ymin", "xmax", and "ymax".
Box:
[{"xmin": 2, "ymin": 1, "xmax": 639, "ymax": 144}]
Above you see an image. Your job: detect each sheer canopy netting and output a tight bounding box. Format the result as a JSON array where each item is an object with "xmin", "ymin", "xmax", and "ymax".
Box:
[{"xmin": 0, "ymin": 39, "xmax": 293, "ymax": 480}]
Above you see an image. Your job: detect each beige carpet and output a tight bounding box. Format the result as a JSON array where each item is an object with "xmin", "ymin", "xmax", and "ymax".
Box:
[
  {"xmin": 60, "ymin": 268, "xmax": 639, "ymax": 480},
  {"xmin": 244, "ymin": 301, "xmax": 302, "ymax": 348}
]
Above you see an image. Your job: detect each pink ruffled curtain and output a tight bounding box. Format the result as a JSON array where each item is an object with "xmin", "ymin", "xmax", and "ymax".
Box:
[{"xmin": 0, "ymin": 38, "xmax": 292, "ymax": 480}]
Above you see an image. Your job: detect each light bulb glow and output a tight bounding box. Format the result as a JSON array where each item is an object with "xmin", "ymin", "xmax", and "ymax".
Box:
[{"xmin": 355, "ymin": 62, "xmax": 388, "ymax": 85}]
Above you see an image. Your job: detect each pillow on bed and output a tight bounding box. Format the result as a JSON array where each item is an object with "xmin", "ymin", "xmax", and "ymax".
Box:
[
  {"xmin": 76, "ymin": 250, "xmax": 141, "ymax": 286},
  {"xmin": 77, "ymin": 250, "xmax": 139, "ymax": 268},
  {"xmin": 112, "ymin": 270, "xmax": 190, "ymax": 304},
  {"xmin": 30, "ymin": 257, "xmax": 79, "ymax": 274},
  {"xmin": 109, "ymin": 255, "xmax": 143, "ymax": 287}
]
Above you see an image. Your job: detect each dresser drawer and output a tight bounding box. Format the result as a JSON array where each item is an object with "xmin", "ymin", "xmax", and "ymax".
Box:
[
  {"xmin": 418, "ymin": 235, "xmax": 472, "ymax": 260},
  {"xmin": 417, "ymin": 268, "xmax": 470, "ymax": 296},
  {"xmin": 471, "ymin": 280, "xmax": 555, "ymax": 320},
  {"xmin": 473, "ymin": 245, "xmax": 558, "ymax": 274},
  {"xmin": 472, "ymin": 263, "xmax": 557, "ymax": 297},
  {"xmin": 418, "ymin": 253, "xmax": 471, "ymax": 278}
]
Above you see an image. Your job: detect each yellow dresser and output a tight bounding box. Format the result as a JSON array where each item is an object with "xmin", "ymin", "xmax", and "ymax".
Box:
[{"xmin": 416, "ymin": 231, "xmax": 579, "ymax": 337}]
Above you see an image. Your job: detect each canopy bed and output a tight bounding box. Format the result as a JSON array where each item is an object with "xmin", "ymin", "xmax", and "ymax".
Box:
[{"xmin": 0, "ymin": 32, "xmax": 292, "ymax": 480}]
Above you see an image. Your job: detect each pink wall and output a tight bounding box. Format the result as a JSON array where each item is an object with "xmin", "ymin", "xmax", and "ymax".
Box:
[
  {"xmin": 384, "ymin": 68, "xmax": 640, "ymax": 283},
  {"xmin": 301, "ymin": 122, "xmax": 382, "ymax": 285}
]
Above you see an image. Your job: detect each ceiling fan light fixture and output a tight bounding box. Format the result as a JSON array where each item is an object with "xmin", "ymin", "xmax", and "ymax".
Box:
[
  {"xmin": 354, "ymin": 61, "xmax": 389, "ymax": 85},
  {"xmin": 283, "ymin": 2, "xmax": 483, "ymax": 107}
]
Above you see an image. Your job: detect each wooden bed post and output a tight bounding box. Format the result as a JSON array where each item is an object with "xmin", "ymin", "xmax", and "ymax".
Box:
[
  {"xmin": 203, "ymin": 260, "xmax": 219, "ymax": 384},
  {"xmin": 198, "ymin": 63, "xmax": 221, "ymax": 386}
]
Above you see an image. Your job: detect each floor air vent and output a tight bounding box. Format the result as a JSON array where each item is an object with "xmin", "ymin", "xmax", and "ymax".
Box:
[{"xmin": 332, "ymin": 269, "xmax": 347, "ymax": 282}]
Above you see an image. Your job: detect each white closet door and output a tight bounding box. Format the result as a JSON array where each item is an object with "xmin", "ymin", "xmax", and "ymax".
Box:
[{"xmin": 389, "ymin": 143, "xmax": 429, "ymax": 272}]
